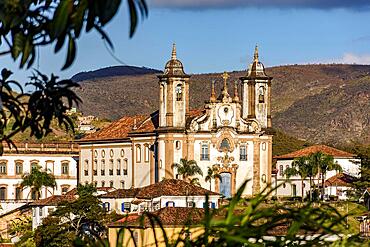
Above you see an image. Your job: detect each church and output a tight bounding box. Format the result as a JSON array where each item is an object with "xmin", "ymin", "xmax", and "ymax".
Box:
[{"xmin": 78, "ymin": 45, "xmax": 273, "ymax": 197}]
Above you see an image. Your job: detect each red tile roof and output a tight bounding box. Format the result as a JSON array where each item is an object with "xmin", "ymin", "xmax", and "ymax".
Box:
[
  {"xmin": 109, "ymin": 207, "xmax": 206, "ymax": 228},
  {"xmin": 100, "ymin": 188, "xmax": 141, "ymax": 199},
  {"xmin": 136, "ymin": 179, "xmax": 219, "ymax": 199},
  {"xmin": 274, "ymin": 145, "xmax": 355, "ymax": 159},
  {"xmin": 30, "ymin": 195, "xmax": 76, "ymax": 206},
  {"xmin": 80, "ymin": 114, "xmax": 151, "ymax": 142},
  {"xmin": 101, "ymin": 179, "xmax": 219, "ymax": 199},
  {"xmin": 324, "ymin": 173, "xmax": 357, "ymax": 187}
]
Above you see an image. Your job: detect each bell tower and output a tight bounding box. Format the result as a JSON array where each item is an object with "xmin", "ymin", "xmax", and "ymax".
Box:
[
  {"xmin": 240, "ymin": 46, "xmax": 272, "ymax": 129},
  {"xmin": 158, "ymin": 44, "xmax": 190, "ymax": 129}
]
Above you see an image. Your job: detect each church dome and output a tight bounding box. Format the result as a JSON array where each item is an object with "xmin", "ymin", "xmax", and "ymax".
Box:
[
  {"xmin": 163, "ymin": 44, "xmax": 187, "ymax": 76},
  {"xmin": 246, "ymin": 45, "xmax": 268, "ymax": 78}
]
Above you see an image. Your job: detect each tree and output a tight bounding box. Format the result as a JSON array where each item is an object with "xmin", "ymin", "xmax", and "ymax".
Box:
[
  {"xmin": 34, "ymin": 184, "xmax": 108, "ymax": 246},
  {"xmin": 285, "ymin": 156, "xmax": 312, "ymax": 202},
  {"xmin": 205, "ymin": 166, "xmax": 221, "ymax": 191},
  {"xmin": 350, "ymin": 145, "xmax": 370, "ymax": 197},
  {"xmin": 309, "ymin": 152, "xmax": 342, "ymax": 201},
  {"xmin": 0, "ymin": 0, "xmax": 148, "ymax": 152},
  {"xmin": 20, "ymin": 166, "xmax": 56, "ymax": 200},
  {"xmin": 172, "ymin": 158, "xmax": 203, "ymax": 184}
]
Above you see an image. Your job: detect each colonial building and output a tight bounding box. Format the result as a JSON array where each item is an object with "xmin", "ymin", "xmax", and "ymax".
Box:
[
  {"xmin": 0, "ymin": 142, "xmax": 78, "ymax": 215},
  {"xmin": 78, "ymin": 45, "xmax": 273, "ymax": 197},
  {"xmin": 273, "ymin": 145, "xmax": 360, "ymax": 199}
]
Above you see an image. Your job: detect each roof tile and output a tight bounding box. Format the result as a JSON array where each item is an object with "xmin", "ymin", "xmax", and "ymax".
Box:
[{"xmin": 274, "ymin": 145, "xmax": 355, "ymax": 159}]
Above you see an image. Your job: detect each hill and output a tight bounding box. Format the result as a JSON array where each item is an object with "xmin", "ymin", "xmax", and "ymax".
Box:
[
  {"xmin": 72, "ymin": 64, "xmax": 370, "ymax": 146},
  {"xmin": 71, "ymin": 65, "xmax": 162, "ymax": 82}
]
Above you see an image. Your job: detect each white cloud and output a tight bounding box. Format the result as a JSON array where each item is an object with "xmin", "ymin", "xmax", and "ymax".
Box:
[{"xmin": 331, "ymin": 53, "xmax": 370, "ymax": 64}]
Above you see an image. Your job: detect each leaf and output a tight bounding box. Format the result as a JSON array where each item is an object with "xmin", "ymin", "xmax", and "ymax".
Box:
[
  {"xmin": 51, "ymin": 0, "xmax": 73, "ymax": 39},
  {"xmin": 127, "ymin": 0, "xmax": 138, "ymax": 38},
  {"xmin": 62, "ymin": 35, "xmax": 76, "ymax": 70},
  {"xmin": 20, "ymin": 37, "xmax": 33, "ymax": 68},
  {"xmin": 11, "ymin": 32, "xmax": 25, "ymax": 60}
]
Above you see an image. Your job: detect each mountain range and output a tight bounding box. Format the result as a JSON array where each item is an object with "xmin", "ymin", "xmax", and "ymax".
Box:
[{"xmin": 72, "ymin": 64, "xmax": 370, "ymax": 147}]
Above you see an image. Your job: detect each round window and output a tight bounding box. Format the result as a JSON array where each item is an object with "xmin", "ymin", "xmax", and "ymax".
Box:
[
  {"xmin": 101, "ymin": 150, "xmax": 105, "ymax": 158},
  {"xmin": 120, "ymin": 149, "xmax": 125, "ymax": 157},
  {"xmin": 94, "ymin": 150, "xmax": 98, "ymax": 158},
  {"xmin": 110, "ymin": 149, "xmax": 114, "ymax": 158}
]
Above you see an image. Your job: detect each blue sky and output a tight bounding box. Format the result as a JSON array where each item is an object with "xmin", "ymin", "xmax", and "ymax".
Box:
[{"xmin": 2, "ymin": 0, "xmax": 370, "ymax": 84}]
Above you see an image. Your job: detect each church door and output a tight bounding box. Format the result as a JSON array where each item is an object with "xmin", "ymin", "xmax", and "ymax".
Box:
[{"xmin": 219, "ymin": 173, "xmax": 231, "ymax": 198}]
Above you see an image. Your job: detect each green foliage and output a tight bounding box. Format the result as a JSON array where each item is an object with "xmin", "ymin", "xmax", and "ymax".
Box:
[
  {"xmin": 34, "ymin": 184, "xmax": 109, "ymax": 247},
  {"xmin": 205, "ymin": 166, "xmax": 221, "ymax": 191},
  {"xmin": 9, "ymin": 217, "xmax": 36, "ymax": 247},
  {"xmin": 0, "ymin": 0, "xmax": 148, "ymax": 69},
  {"xmin": 20, "ymin": 165, "xmax": 57, "ymax": 200},
  {"xmin": 172, "ymin": 158, "xmax": 203, "ymax": 183},
  {"xmin": 118, "ymin": 182, "xmax": 363, "ymax": 246},
  {"xmin": 349, "ymin": 145, "xmax": 370, "ymax": 196}
]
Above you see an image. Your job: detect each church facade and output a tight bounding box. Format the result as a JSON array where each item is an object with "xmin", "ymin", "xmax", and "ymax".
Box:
[{"xmin": 78, "ymin": 45, "xmax": 273, "ymax": 197}]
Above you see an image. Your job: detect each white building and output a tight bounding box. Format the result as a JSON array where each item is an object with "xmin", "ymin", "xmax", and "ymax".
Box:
[
  {"xmin": 100, "ymin": 179, "xmax": 220, "ymax": 214},
  {"xmin": 0, "ymin": 142, "xmax": 78, "ymax": 215},
  {"xmin": 273, "ymin": 145, "xmax": 359, "ymax": 199},
  {"xmin": 78, "ymin": 45, "xmax": 273, "ymax": 197}
]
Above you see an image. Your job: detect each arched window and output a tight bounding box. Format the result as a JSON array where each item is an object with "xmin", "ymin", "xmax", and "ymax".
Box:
[
  {"xmin": 61, "ymin": 162, "xmax": 69, "ymax": 175},
  {"xmin": 175, "ymin": 84, "xmax": 182, "ymax": 101},
  {"xmin": 0, "ymin": 187, "xmax": 6, "ymax": 200},
  {"xmin": 101, "ymin": 159, "xmax": 105, "ymax": 176},
  {"xmin": 116, "ymin": 159, "xmax": 121, "ymax": 175},
  {"xmin": 144, "ymin": 144, "xmax": 150, "ymax": 163},
  {"xmin": 15, "ymin": 161, "xmax": 23, "ymax": 175},
  {"xmin": 175, "ymin": 141, "xmax": 181, "ymax": 150},
  {"xmin": 123, "ymin": 159, "xmax": 128, "ymax": 175},
  {"xmin": 0, "ymin": 162, "xmax": 7, "ymax": 175},
  {"xmin": 220, "ymin": 139, "xmax": 231, "ymax": 152},
  {"xmin": 109, "ymin": 159, "xmax": 114, "ymax": 175},
  {"xmin": 93, "ymin": 159, "xmax": 98, "ymax": 175},
  {"xmin": 258, "ymin": 86, "xmax": 265, "ymax": 103},
  {"xmin": 101, "ymin": 181, "xmax": 105, "ymax": 187},
  {"xmin": 109, "ymin": 181, "xmax": 114, "ymax": 188},
  {"xmin": 136, "ymin": 145, "xmax": 141, "ymax": 162}
]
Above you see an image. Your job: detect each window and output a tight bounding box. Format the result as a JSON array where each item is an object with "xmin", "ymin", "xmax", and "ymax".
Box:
[
  {"xmin": 175, "ymin": 141, "xmax": 181, "ymax": 150},
  {"xmin": 94, "ymin": 181, "xmax": 98, "ymax": 187},
  {"xmin": 240, "ymin": 145, "xmax": 247, "ymax": 161},
  {"xmin": 279, "ymin": 165, "xmax": 284, "ymax": 176},
  {"xmin": 220, "ymin": 138, "xmax": 231, "ymax": 152},
  {"xmin": 109, "ymin": 149, "xmax": 114, "ymax": 158},
  {"xmin": 166, "ymin": 201, "xmax": 175, "ymax": 207},
  {"xmin": 61, "ymin": 162, "xmax": 69, "ymax": 175},
  {"xmin": 31, "ymin": 190, "xmax": 37, "ymax": 200},
  {"xmin": 15, "ymin": 162, "xmax": 23, "ymax": 175},
  {"xmin": 116, "ymin": 159, "xmax": 121, "ymax": 175},
  {"xmin": 285, "ymin": 165, "xmax": 289, "ymax": 177},
  {"xmin": 110, "ymin": 181, "xmax": 114, "ymax": 188},
  {"xmin": 0, "ymin": 187, "xmax": 6, "ymax": 200},
  {"xmin": 93, "ymin": 159, "xmax": 98, "ymax": 175},
  {"xmin": 61, "ymin": 186, "xmax": 69, "ymax": 195},
  {"xmin": 39, "ymin": 207, "xmax": 43, "ymax": 217},
  {"xmin": 15, "ymin": 187, "xmax": 22, "ymax": 200},
  {"xmin": 203, "ymin": 202, "xmax": 216, "ymax": 209},
  {"xmin": 201, "ymin": 143, "xmax": 209, "ymax": 160},
  {"xmin": 120, "ymin": 149, "xmax": 125, "ymax": 157},
  {"xmin": 187, "ymin": 201, "xmax": 195, "ymax": 208},
  {"xmin": 102, "ymin": 202, "xmax": 110, "ymax": 212},
  {"xmin": 101, "ymin": 159, "xmax": 105, "ymax": 176},
  {"xmin": 259, "ymin": 86, "xmax": 265, "ymax": 103},
  {"xmin": 101, "ymin": 150, "xmax": 105, "ymax": 158},
  {"xmin": 31, "ymin": 162, "xmax": 39, "ymax": 172},
  {"xmin": 84, "ymin": 160, "xmax": 89, "ymax": 176},
  {"xmin": 123, "ymin": 159, "xmax": 128, "ymax": 175},
  {"xmin": 0, "ymin": 162, "xmax": 7, "ymax": 175},
  {"xmin": 120, "ymin": 181, "xmax": 125, "ymax": 189},
  {"xmin": 175, "ymin": 84, "xmax": 182, "ymax": 101},
  {"xmin": 101, "ymin": 181, "xmax": 105, "ymax": 187},
  {"xmin": 136, "ymin": 145, "xmax": 141, "ymax": 162},
  {"xmin": 109, "ymin": 159, "xmax": 114, "ymax": 175},
  {"xmin": 144, "ymin": 145, "xmax": 150, "ymax": 163}
]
